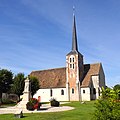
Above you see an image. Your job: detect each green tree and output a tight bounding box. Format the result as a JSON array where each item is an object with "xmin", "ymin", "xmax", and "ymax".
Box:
[
  {"xmin": 12, "ymin": 73, "xmax": 25, "ymax": 99},
  {"xmin": 29, "ymin": 76, "xmax": 40, "ymax": 97},
  {"xmin": 94, "ymin": 87, "xmax": 120, "ymax": 120},
  {"xmin": 113, "ymin": 84, "xmax": 120, "ymax": 91},
  {"xmin": 113, "ymin": 84, "xmax": 120, "ymax": 100},
  {"xmin": 0, "ymin": 69, "xmax": 13, "ymax": 102}
]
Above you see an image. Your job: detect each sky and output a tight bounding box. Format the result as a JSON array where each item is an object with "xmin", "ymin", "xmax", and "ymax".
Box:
[{"xmin": 0, "ymin": 0, "xmax": 120, "ymax": 87}]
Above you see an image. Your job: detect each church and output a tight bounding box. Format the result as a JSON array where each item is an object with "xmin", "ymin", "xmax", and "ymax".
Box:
[{"xmin": 30, "ymin": 14, "xmax": 105, "ymax": 102}]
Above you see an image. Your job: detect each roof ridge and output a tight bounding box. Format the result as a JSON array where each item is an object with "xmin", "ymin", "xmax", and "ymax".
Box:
[
  {"xmin": 31, "ymin": 67, "xmax": 66, "ymax": 73},
  {"xmin": 84, "ymin": 62, "xmax": 101, "ymax": 65}
]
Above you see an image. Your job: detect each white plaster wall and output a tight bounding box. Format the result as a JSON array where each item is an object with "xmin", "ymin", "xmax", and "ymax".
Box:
[
  {"xmin": 91, "ymin": 75, "xmax": 100, "ymax": 99},
  {"xmin": 91, "ymin": 76, "xmax": 99, "ymax": 88},
  {"xmin": 33, "ymin": 88, "xmax": 67, "ymax": 102},
  {"xmin": 81, "ymin": 87, "xmax": 90, "ymax": 101}
]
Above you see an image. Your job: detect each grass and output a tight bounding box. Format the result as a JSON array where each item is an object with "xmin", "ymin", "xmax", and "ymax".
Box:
[{"xmin": 0, "ymin": 101, "xmax": 96, "ymax": 120}]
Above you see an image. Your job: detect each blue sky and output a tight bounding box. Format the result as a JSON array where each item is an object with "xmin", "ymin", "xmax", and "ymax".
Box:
[{"xmin": 0, "ymin": 0, "xmax": 120, "ymax": 87}]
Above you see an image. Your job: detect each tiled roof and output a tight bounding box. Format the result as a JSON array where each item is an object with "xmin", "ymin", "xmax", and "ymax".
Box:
[
  {"xmin": 81, "ymin": 63, "xmax": 101, "ymax": 87},
  {"xmin": 30, "ymin": 63, "xmax": 101, "ymax": 88},
  {"xmin": 30, "ymin": 67, "xmax": 66, "ymax": 89}
]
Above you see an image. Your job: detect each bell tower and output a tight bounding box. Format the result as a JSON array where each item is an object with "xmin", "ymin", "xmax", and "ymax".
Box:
[{"xmin": 66, "ymin": 14, "xmax": 84, "ymax": 101}]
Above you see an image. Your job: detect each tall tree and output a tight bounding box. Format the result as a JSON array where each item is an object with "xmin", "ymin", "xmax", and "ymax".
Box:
[
  {"xmin": 29, "ymin": 76, "xmax": 40, "ymax": 97},
  {"xmin": 0, "ymin": 69, "xmax": 13, "ymax": 102},
  {"xmin": 12, "ymin": 73, "xmax": 25, "ymax": 98}
]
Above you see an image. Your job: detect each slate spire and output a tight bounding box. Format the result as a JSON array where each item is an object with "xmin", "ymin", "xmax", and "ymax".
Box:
[{"xmin": 72, "ymin": 13, "xmax": 78, "ymax": 52}]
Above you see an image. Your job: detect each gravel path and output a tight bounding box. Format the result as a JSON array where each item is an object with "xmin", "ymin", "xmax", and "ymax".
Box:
[{"xmin": 0, "ymin": 102, "xmax": 74, "ymax": 114}]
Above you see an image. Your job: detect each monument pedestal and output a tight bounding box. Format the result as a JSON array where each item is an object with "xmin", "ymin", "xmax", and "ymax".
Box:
[{"xmin": 16, "ymin": 77, "xmax": 31, "ymax": 109}]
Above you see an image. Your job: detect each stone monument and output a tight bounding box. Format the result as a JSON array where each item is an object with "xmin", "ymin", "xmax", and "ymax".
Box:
[{"xmin": 16, "ymin": 77, "xmax": 31, "ymax": 109}]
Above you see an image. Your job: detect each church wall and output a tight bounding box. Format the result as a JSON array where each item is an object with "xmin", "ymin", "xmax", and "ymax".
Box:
[
  {"xmin": 66, "ymin": 54, "xmax": 81, "ymax": 101},
  {"xmin": 91, "ymin": 75, "xmax": 99, "ymax": 88},
  {"xmin": 33, "ymin": 88, "xmax": 67, "ymax": 102},
  {"xmin": 81, "ymin": 87, "xmax": 90, "ymax": 101},
  {"xmin": 99, "ymin": 66, "xmax": 105, "ymax": 88},
  {"xmin": 91, "ymin": 75, "xmax": 100, "ymax": 99}
]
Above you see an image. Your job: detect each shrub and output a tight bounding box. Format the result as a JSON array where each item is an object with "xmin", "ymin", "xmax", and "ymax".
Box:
[
  {"xmin": 8, "ymin": 94, "xmax": 19, "ymax": 103},
  {"xmin": 26, "ymin": 101, "xmax": 34, "ymax": 110},
  {"xmin": 50, "ymin": 98, "xmax": 59, "ymax": 107},
  {"xmin": 26, "ymin": 98, "xmax": 41, "ymax": 110},
  {"xmin": 2, "ymin": 98, "xmax": 15, "ymax": 104},
  {"xmin": 94, "ymin": 87, "xmax": 120, "ymax": 120}
]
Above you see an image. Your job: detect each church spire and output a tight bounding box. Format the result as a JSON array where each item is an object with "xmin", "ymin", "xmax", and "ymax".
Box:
[{"xmin": 72, "ymin": 13, "xmax": 78, "ymax": 52}]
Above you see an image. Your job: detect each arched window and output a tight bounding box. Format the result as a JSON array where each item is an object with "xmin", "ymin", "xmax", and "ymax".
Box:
[
  {"xmin": 70, "ymin": 64, "xmax": 72, "ymax": 68},
  {"xmin": 61, "ymin": 89, "xmax": 64, "ymax": 95},
  {"xmin": 83, "ymin": 90, "xmax": 85, "ymax": 93},
  {"xmin": 70, "ymin": 58, "xmax": 72, "ymax": 63},
  {"xmin": 50, "ymin": 89, "xmax": 53, "ymax": 97},
  {"xmin": 90, "ymin": 88, "xmax": 92, "ymax": 94},
  {"xmin": 98, "ymin": 88, "xmax": 100, "ymax": 96},
  {"xmin": 72, "ymin": 88, "xmax": 74, "ymax": 94},
  {"xmin": 93, "ymin": 88, "xmax": 96, "ymax": 94},
  {"xmin": 73, "ymin": 64, "xmax": 74, "ymax": 69},
  {"xmin": 73, "ymin": 57, "xmax": 74, "ymax": 62}
]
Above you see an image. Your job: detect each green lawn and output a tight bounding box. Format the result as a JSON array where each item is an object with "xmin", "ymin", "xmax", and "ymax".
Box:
[{"xmin": 0, "ymin": 101, "xmax": 96, "ymax": 120}]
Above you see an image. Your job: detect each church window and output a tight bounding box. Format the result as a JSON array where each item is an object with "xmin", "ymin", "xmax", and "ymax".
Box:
[
  {"xmin": 70, "ymin": 64, "xmax": 72, "ymax": 68},
  {"xmin": 73, "ymin": 64, "xmax": 74, "ymax": 69},
  {"xmin": 50, "ymin": 89, "xmax": 53, "ymax": 97},
  {"xmin": 72, "ymin": 88, "xmax": 74, "ymax": 94},
  {"xmin": 93, "ymin": 88, "xmax": 96, "ymax": 94},
  {"xmin": 98, "ymin": 88, "xmax": 100, "ymax": 96},
  {"xmin": 90, "ymin": 88, "xmax": 92, "ymax": 94},
  {"xmin": 83, "ymin": 90, "xmax": 85, "ymax": 93},
  {"xmin": 73, "ymin": 57, "xmax": 74, "ymax": 62},
  {"xmin": 61, "ymin": 89, "xmax": 64, "ymax": 95}
]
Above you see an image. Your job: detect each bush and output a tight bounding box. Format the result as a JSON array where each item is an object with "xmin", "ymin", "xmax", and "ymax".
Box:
[
  {"xmin": 26, "ymin": 98, "xmax": 41, "ymax": 110},
  {"xmin": 2, "ymin": 98, "xmax": 15, "ymax": 104},
  {"xmin": 94, "ymin": 87, "xmax": 120, "ymax": 120},
  {"xmin": 26, "ymin": 101, "xmax": 34, "ymax": 110},
  {"xmin": 50, "ymin": 98, "xmax": 59, "ymax": 107},
  {"xmin": 8, "ymin": 94, "xmax": 19, "ymax": 103}
]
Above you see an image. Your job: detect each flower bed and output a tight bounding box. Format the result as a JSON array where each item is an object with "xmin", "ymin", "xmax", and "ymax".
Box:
[{"xmin": 26, "ymin": 98, "xmax": 41, "ymax": 110}]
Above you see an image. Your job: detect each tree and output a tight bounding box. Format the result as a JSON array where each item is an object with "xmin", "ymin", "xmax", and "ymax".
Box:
[
  {"xmin": 113, "ymin": 84, "xmax": 120, "ymax": 100},
  {"xmin": 94, "ymin": 87, "xmax": 120, "ymax": 120},
  {"xmin": 11, "ymin": 73, "xmax": 25, "ymax": 99},
  {"xmin": 113, "ymin": 84, "xmax": 120, "ymax": 91},
  {"xmin": 0, "ymin": 69, "xmax": 13, "ymax": 101},
  {"xmin": 29, "ymin": 76, "xmax": 40, "ymax": 97}
]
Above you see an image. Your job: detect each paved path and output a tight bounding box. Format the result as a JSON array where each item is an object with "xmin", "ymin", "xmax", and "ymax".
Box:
[{"xmin": 0, "ymin": 102, "xmax": 74, "ymax": 114}]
